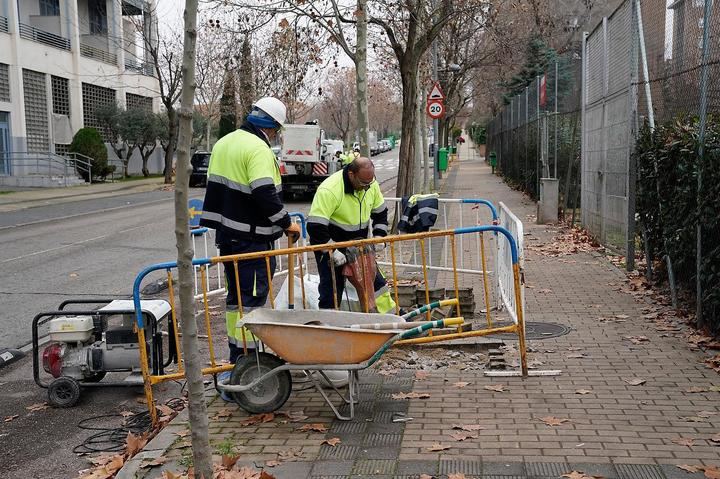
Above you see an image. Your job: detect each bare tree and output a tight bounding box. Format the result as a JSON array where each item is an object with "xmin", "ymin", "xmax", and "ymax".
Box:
[
  {"xmin": 174, "ymin": 0, "xmax": 213, "ymax": 477},
  {"xmin": 318, "ymin": 68, "xmax": 356, "ymax": 144}
]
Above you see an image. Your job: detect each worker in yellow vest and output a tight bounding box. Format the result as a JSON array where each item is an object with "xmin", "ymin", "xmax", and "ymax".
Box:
[{"xmin": 307, "ymin": 157, "xmax": 396, "ymax": 313}]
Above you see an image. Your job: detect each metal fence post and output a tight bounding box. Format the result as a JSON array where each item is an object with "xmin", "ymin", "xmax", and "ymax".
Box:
[
  {"xmin": 626, "ymin": 0, "xmax": 639, "ymax": 271},
  {"xmin": 554, "ymin": 59, "xmax": 558, "ymax": 179},
  {"xmin": 696, "ymin": 0, "xmax": 714, "ymax": 328}
]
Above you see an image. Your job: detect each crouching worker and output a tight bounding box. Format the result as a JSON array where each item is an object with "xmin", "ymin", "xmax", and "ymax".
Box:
[{"xmin": 306, "ymin": 157, "xmax": 396, "ymax": 313}]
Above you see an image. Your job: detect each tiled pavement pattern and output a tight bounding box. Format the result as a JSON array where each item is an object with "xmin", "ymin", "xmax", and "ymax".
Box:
[{"xmin": 120, "ymin": 139, "xmax": 719, "ymax": 478}]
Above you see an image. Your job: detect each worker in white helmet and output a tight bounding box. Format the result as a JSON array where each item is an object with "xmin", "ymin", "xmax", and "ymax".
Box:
[{"xmin": 200, "ymin": 97, "xmax": 301, "ymax": 400}]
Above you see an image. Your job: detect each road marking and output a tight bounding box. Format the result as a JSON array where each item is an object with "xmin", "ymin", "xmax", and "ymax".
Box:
[{"xmin": 1, "ymin": 224, "xmax": 148, "ymax": 264}]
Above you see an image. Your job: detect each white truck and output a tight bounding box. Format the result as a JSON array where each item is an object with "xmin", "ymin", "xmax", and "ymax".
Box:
[
  {"xmin": 279, "ymin": 124, "xmax": 340, "ymax": 196},
  {"xmin": 369, "ymin": 131, "xmax": 379, "ymax": 156}
]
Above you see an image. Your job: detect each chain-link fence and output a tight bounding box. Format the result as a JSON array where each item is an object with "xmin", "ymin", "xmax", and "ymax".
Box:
[{"xmin": 486, "ymin": 55, "xmax": 582, "ymax": 204}]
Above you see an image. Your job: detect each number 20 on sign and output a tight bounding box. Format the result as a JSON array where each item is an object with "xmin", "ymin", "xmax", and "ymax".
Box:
[{"xmin": 426, "ymin": 100, "xmax": 445, "ymax": 119}]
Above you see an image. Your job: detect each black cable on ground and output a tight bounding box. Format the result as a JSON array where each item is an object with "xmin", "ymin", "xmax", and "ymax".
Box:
[{"xmin": 73, "ymin": 398, "xmax": 186, "ymax": 455}]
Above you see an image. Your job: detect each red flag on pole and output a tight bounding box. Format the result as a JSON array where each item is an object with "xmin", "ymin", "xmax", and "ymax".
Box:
[{"xmin": 539, "ymin": 74, "xmax": 547, "ymax": 108}]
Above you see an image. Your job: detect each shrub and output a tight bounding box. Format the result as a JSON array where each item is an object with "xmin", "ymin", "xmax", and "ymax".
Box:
[{"xmin": 69, "ymin": 127, "xmax": 114, "ymax": 181}]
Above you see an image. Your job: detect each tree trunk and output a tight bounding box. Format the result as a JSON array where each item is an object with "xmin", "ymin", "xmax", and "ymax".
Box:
[
  {"xmin": 175, "ymin": 1, "xmax": 213, "ymax": 477},
  {"xmin": 355, "ymin": 0, "xmax": 370, "ymax": 158},
  {"xmin": 164, "ymin": 107, "xmax": 178, "ymax": 184},
  {"xmin": 396, "ymin": 66, "xmax": 418, "ymax": 198},
  {"xmin": 414, "ymin": 74, "xmax": 424, "ymax": 193}
]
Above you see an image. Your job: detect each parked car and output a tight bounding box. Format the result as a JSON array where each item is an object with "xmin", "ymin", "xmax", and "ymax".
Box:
[{"xmin": 189, "ymin": 151, "xmax": 211, "ymax": 187}]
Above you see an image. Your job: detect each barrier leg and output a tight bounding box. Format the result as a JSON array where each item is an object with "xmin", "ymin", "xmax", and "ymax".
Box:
[
  {"xmin": 419, "ymin": 239, "xmax": 431, "ymax": 322},
  {"xmin": 166, "ymin": 270, "xmax": 183, "ymax": 373},
  {"xmin": 450, "ymin": 235, "xmax": 462, "ymax": 332},
  {"xmin": 288, "ymin": 237, "xmax": 295, "ymax": 310},
  {"xmin": 480, "ymin": 233, "xmax": 493, "ymax": 328},
  {"xmin": 513, "ymin": 263, "xmax": 528, "ymax": 376},
  {"xmin": 265, "ymin": 257, "xmax": 275, "ymax": 309},
  {"xmin": 200, "ymin": 266, "xmax": 217, "ymax": 368}
]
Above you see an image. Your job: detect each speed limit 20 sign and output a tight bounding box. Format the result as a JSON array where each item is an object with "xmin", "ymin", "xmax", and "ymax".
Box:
[{"xmin": 426, "ymin": 100, "xmax": 445, "ymax": 119}]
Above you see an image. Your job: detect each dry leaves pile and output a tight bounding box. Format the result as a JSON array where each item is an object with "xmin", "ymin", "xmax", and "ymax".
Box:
[
  {"xmin": 525, "ymin": 227, "xmax": 602, "ymax": 257},
  {"xmin": 676, "ymin": 464, "xmax": 720, "ymax": 479},
  {"xmin": 539, "ymin": 416, "xmax": 570, "ymax": 427},
  {"xmin": 562, "ymin": 471, "xmax": 605, "ymax": 479},
  {"xmin": 391, "ymin": 392, "xmax": 431, "ymax": 400}
]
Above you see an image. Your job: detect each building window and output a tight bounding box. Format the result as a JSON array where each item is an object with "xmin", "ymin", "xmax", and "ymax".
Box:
[
  {"xmin": 89, "ymin": 0, "xmax": 108, "ymax": 35},
  {"xmin": 51, "ymin": 76, "xmax": 70, "ymax": 116},
  {"xmin": 23, "ymin": 69, "xmax": 49, "ymax": 152},
  {"xmin": 39, "ymin": 0, "xmax": 60, "ymax": 16},
  {"xmin": 126, "ymin": 93, "xmax": 153, "ymax": 111},
  {"xmin": 0, "ymin": 63, "xmax": 10, "ymax": 103},
  {"xmin": 82, "ymin": 82, "xmax": 116, "ymax": 141}
]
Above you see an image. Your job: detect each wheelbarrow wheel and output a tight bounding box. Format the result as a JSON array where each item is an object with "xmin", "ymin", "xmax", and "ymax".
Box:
[
  {"xmin": 48, "ymin": 376, "xmax": 81, "ymax": 408},
  {"xmin": 230, "ymin": 352, "xmax": 291, "ymax": 414}
]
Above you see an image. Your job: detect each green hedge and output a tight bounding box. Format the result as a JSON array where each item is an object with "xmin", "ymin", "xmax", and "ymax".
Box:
[{"xmin": 634, "ymin": 116, "xmax": 720, "ymax": 333}]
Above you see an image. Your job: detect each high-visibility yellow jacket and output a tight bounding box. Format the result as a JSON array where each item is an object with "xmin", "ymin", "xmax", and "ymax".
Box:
[
  {"xmin": 200, "ymin": 123, "xmax": 290, "ymax": 243},
  {"xmin": 307, "ymin": 168, "xmax": 388, "ymax": 245}
]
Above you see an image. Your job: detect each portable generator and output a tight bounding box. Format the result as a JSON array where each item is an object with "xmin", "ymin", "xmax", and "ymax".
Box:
[{"xmin": 32, "ymin": 298, "xmax": 176, "ymax": 407}]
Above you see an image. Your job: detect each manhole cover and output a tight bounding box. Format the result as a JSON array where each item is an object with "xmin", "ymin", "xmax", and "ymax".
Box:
[{"xmin": 494, "ymin": 321, "xmax": 571, "ymax": 340}]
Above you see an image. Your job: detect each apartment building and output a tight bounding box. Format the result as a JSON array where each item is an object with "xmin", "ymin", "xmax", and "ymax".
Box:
[{"xmin": 0, "ymin": 0, "xmax": 161, "ymax": 185}]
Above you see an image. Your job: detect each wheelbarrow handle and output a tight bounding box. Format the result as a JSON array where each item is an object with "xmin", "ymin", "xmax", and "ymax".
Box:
[{"xmin": 399, "ymin": 317, "xmax": 464, "ymax": 340}]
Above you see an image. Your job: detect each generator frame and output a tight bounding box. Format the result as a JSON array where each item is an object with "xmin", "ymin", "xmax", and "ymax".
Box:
[{"xmin": 32, "ymin": 298, "xmax": 176, "ymax": 406}]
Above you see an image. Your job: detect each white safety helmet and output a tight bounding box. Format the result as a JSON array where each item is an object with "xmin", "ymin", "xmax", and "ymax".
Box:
[{"xmin": 252, "ymin": 97, "xmax": 287, "ymax": 127}]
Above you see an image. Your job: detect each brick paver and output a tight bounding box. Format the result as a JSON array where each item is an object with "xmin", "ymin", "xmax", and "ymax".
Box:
[{"xmin": 119, "ymin": 139, "xmax": 719, "ymax": 479}]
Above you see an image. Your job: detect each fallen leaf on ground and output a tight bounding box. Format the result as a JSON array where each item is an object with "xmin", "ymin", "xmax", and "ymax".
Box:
[
  {"xmin": 625, "ymin": 336, "xmax": 650, "ymax": 344},
  {"xmin": 161, "ymin": 471, "xmax": 180, "ymax": 479},
  {"xmin": 615, "ymin": 314, "xmax": 629, "ymax": 319},
  {"xmin": 414, "ymin": 371, "xmax": 429, "ymax": 381},
  {"xmin": 562, "ymin": 471, "xmax": 605, "ymax": 479},
  {"xmin": 567, "ymin": 353, "xmax": 587, "ymax": 359},
  {"xmin": 175, "ymin": 430, "xmax": 190, "ymax": 438},
  {"xmin": 377, "ymin": 368, "xmax": 397, "ymax": 376},
  {"xmin": 698, "ymin": 411, "xmax": 717, "ymax": 418},
  {"xmin": 710, "ymin": 434, "xmax": 720, "ymax": 444},
  {"xmin": 259, "ymin": 471, "xmax": 277, "ymax": 479},
  {"xmin": 680, "ymin": 416, "xmax": 708, "ymax": 423},
  {"xmin": 125, "ymin": 432, "xmax": 147, "ymax": 457},
  {"xmin": 452, "ymin": 424, "xmax": 484, "ymax": 431},
  {"xmin": 156, "ymin": 404, "xmax": 176, "ymax": 417},
  {"xmin": 623, "ymin": 378, "xmax": 647, "ymax": 386},
  {"xmin": 426, "ymin": 443, "xmax": 451, "ymax": 452},
  {"xmin": 25, "ymin": 402, "xmax": 49, "ymax": 412},
  {"xmin": 450, "ymin": 432, "xmax": 478, "ymax": 441},
  {"xmin": 419, "ymin": 475, "xmax": 436, "ymax": 479},
  {"xmin": 240, "ymin": 413, "xmax": 274, "ymax": 426},
  {"xmin": 685, "ymin": 387, "xmax": 709, "ymax": 393},
  {"xmin": 672, "ymin": 437, "xmax": 695, "ymax": 447},
  {"xmin": 136, "ymin": 396, "xmax": 147, "ymax": 404},
  {"xmin": 277, "ymin": 411, "xmax": 308, "ymax": 422},
  {"xmin": 484, "ymin": 384, "xmax": 506, "ymax": 392},
  {"xmin": 321, "ymin": 437, "xmax": 341, "ymax": 447},
  {"xmin": 4, "ymin": 415, "xmax": 18, "ymax": 422},
  {"xmin": 298, "ymin": 423, "xmax": 327, "ymax": 433},
  {"xmin": 139, "ymin": 457, "xmax": 167, "ymax": 468},
  {"xmin": 277, "ymin": 449, "xmax": 303, "ymax": 461},
  {"xmin": 213, "ymin": 408, "xmax": 234, "ymax": 420},
  {"xmin": 447, "ymin": 474, "xmax": 466, "ymax": 479},
  {"xmin": 265, "ymin": 460, "xmax": 282, "ymax": 467},
  {"xmin": 119, "ymin": 410, "xmax": 134, "ymax": 418},
  {"xmin": 392, "ymin": 392, "xmax": 431, "ymax": 399},
  {"xmin": 676, "ymin": 464, "xmax": 701, "ymax": 473},
  {"xmin": 575, "ymin": 389, "xmax": 592, "ymax": 395},
  {"xmin": 704, "ymin": 466, "xmax": 720, "ymax": 479},
  {"xmin": 453, "ymin": 381, "xmax": 470, "ymax": 388},
  {"xmin": 540, "ymin": 416, "xmax": 570, "ymax": 427}
]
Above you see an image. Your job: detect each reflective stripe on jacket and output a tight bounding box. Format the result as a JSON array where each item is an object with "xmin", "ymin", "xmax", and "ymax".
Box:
[
  {"xmin": 307, "ymin": 167, "xmax": 388, "ymax": 244},
  {"xmin": 200, "ymin": 122, "xmax": 290, "ymax": 243}
]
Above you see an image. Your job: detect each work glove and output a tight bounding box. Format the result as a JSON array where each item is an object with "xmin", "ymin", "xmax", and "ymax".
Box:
[
  {"xmin": 331, "ymin": 249, "xmax": 347, "ymax": 266},
  {"xmin": 285, "ymin": 223, "xmax": 301, "ymax": 244},
  {"xmin": 373, "ymin": 242, "xmax": 386, "ymax": 253}
]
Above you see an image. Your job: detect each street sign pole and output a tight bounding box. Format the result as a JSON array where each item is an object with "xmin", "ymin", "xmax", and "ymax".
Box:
[{"xmin": 431, "ymin": 33, "xmax": 439, "ymax": 190}]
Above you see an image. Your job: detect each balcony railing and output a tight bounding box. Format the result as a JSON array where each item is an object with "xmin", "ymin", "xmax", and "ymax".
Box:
[
  {"xmin": 18, "ymin": 23, "xmax": 70, "ymax": 50},
  {"xmin": 0, "ymin": 16, "xmax": 8, "ymax": 34},
  {"xmin": 80, "ymin": 43, "xmax": 117, "ymax": 66},
  {"xmin": 125, "ymin": 58, "xmax": 155, "ymax": 77}
]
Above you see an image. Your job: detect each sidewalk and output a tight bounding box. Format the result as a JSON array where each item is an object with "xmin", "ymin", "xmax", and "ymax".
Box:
[
  {"xmin": 119, "ymin": 142, "xmax": 719, "ymax": 479},
  {"xmin": 0, "ymin": 177, "xmax": 168, "ymax": 213}
]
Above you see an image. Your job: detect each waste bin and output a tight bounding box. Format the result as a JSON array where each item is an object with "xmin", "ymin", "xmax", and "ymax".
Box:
[
  {"xmin": 489, "ymin": 151, "xmax": 497, "ymax": 174},
  {"xmin": 450, "ymin": 146, "xmax": 457, "ymax": 154},
  {"xmin": 438, "ymin": 148, "xmax": 449, "ymax": 172}
]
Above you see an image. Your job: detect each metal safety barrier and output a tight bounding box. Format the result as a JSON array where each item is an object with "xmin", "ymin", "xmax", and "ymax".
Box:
[
  {"xmin": 131, "ymin": 226, "xmax": 527, "ymax": 425},
  {"xmin": 190, "ymin": 212, "xmax": 309, "ymax": 299},
  {"xmin": 497, "ymin": 202, "xmax": 526, "ymax": 322}
]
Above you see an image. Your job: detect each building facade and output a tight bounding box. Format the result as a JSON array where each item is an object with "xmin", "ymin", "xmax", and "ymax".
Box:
[{"xmin": 0, "ymin": 0, "xmax": 161, "ymax": 184}]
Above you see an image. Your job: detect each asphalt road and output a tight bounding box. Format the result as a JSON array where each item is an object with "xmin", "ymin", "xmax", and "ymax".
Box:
[{"xmin": 0, "ymin": 152, "xmax": 398, "ymax": 479}]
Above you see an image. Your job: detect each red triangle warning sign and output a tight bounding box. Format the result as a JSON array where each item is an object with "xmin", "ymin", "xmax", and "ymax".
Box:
[{"xmin": 428, "ymin": 82, "xmax": 445, "ymax": 101}]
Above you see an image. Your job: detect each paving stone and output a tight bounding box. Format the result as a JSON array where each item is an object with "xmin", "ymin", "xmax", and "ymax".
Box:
[
  {"xmin": 524, "ymin": 462, "xmax": 569, "ymax": 476},
  {"xmin": 331, "ymin": 421, "xmax": 367, "ymax": 434},
  {"xmin": 615, "ymin": 463, "xmax": 665, "ymax": 479},
  {"xmin": 482, "ymin": 462, "xmax": 525, "ymax": 475},
  {"xmin": 363, "ymin": 433, "xmax": 402, "ymax": 446},
  {"xmin": 567, "ymin": 463, "xmax": 619, "ymax": 478},
  {"xmin": 439, "ymin": 459, "xmax": 483, "ymax": 475},
  {"xmin": 659, "ymin": 464, "xmax": 706, "ymax": 479},
  {"xmin": 395, "ymin": 460, "xmax": 439, "ymax": 475},
  {"xmin": 266, "ymin": 461, "xmax": 313, "ymax": 479},
  {"xmin": 310, "ymin": 461, "xmax": 355, "ymax": 476},
  {"xmin": 317, "ymin": 445, "xmax": 361, "ymax": 460},
  {"xmin": 352, "ymin": 459, "xmax": 397, "ymax": 475},
  {"xmin": 356, "ymin": 446, "xmax": 401, "ymax": 460}
]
